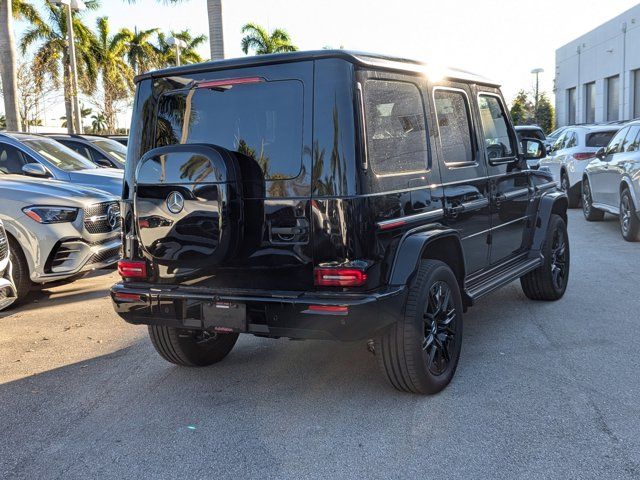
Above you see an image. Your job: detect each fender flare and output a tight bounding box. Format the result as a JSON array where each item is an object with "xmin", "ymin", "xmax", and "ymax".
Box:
[
  {"xmin": 531, "ymin": 190, "xmax": 568, "ymax": 253},
  {"xmin": 389, "ymin": 228, "xmax": 465, "ymax": 286}
]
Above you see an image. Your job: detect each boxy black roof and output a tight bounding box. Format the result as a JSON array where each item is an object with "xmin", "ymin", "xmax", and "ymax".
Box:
[{"xmin": 135, "ymin": 49, "xmax": 500, "ymax": 87}]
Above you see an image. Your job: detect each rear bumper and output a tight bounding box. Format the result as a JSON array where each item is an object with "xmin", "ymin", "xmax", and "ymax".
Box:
[{"xmin": 111, "ymin": 282, "xmax": 407, "ymax": 341}]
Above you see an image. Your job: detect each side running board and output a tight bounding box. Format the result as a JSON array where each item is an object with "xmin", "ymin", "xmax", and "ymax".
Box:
[{"xmin": 465, "ymin": 255, "xmax": 543, "ymax": 304}]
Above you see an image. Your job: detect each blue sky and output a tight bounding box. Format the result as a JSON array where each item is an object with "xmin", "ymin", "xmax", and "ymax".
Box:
[{"xmin": 9, "ymin": 0, "xmax": 640, "ymax": 125}]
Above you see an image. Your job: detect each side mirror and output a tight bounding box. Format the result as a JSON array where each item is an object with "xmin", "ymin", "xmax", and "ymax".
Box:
[
  {"xmin": 94, "ymin": 158, "xmax": 112, "ymax": 168},
  {"xmin": 22, "ymin": 163, "xmax": 50, "ymax": 178},
  {"xmin": 596, "ymin": 147, "xmax": 606, "ymax": 160},
  {"xmin": 520, "ymin": 138, "xmax": 546, "ymax": 160}
]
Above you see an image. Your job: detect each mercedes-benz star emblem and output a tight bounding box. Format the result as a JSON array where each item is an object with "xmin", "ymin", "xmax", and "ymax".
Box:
[
  {"xmin": 107, "ymin": 204, "xmax": 120, "ymax": 229},
  {"xmin": 166, "ymin": 191, "xmax": 185, "ymax": 214}
]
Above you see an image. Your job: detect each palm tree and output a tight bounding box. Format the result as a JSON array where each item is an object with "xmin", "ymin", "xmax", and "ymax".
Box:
[
  {"xmin": 240, "ymin": 23, "xmax": 298, "ymax": 55},
  {"xmin": 0, "ymin": 114, "xmax": 6, "ymax": 129},
  {"xmin": 91, "ymin": 16, "xmax": 134, "ymax": 133},
  {"xmin": 119, "ymin": 26, "xmax": 158, "ymax": 76},
  {"xmin": 91, "ymin": 112, "xmax": 107, "ymax": 133},
  {"xmin": 207, "ymin": 0, "xmax": 224, "ymax": 60},
  {"xmin": 60, "ymin": 104, "xmax": 92, "ymax": 129},
  {"xmin": 156, "ymin": 30, "xmax": 206, "ymax": 67},
  {"xmin": 1, "ymin": 0, "xmax": 44, "ymax": 132},
  {"xmin": 20, "ymin": 1, "xmax": 99, "ymax": 133}
]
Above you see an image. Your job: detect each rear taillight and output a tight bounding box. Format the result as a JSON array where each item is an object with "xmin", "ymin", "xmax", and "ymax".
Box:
[
  {"xmin": 314, "ymin": 267, "xmax": 367, "ymax": 287},
  {"xmin": 117, "ymin": 260, "xmax": 147, "ymax": 279},
  {"xmin": 573, "ymin": 152, "xmax": 596, "ymax": 161}
]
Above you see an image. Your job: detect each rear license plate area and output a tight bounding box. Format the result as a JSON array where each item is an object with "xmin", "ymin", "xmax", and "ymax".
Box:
[{"xmin": 202, "ymin": 301, "xmax": 247, "ymax": 332}]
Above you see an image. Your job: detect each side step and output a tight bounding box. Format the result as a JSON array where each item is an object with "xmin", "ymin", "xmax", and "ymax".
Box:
[{"xmin": 465, "ymin": 255, "xmax": 543, "ymax": 304}]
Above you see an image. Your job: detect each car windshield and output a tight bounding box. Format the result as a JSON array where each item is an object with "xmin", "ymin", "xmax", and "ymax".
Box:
[
  {"xmin": 91, "ymin": 138, "xmax": 127, "ymax": 165},
  {"xmin": 22, "ymin": 138, "xmax": 97, "ymax": 171},
  {"xmin": 586, "ymin": 131, "xmax": 617, "ymax": 147}
]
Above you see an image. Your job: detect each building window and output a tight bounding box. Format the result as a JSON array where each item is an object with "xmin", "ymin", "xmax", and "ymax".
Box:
[
  {"xmin": 634, "ymin": 69, "xmax": 640, "ymax": 120},
  {"xmin": 585, "ymin": 82, "xmax": 596, "ymax": 123},
  {"xmin": 607, "ymin": 75, "xmax": 620, "ymax": 122},
  {"xmin": 567, "ymin": 88, "xmax": 576, "ymax": 125}
]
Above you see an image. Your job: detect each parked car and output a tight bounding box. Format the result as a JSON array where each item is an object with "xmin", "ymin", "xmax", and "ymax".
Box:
[
  {"xmin": 538, "ymin": 125, "xmax": 620, "ymax": 207},
  {"xmin": 0, "ymin": 132, "xmax": 123, "ymax": 196},
  {"xmin": 44, "ymin": 134, "xmax": 127, "ymax": 169},
  {"xmin": 546, "ymin": 126, "xmax": 569, "ymax": 146},
  {"xmin": 109, "ymin": 135, "xmax": 128, "ymax": 147},
  {"xmin": 111, "ymin": 50, "xmax": 567, "ymax": 395},
  {"xmin": 0, "ymin": 173, "xmax": 121, "ymax": 303},
  {"xmin": 582, "ymin": 120, "xmax": 640, "ymax": 241},
  {"xmin": 515, "ymin": 125, "xmax": 548, "ymax": 168},
  {"xmin": 0, "ymin": 220, "xmax": 17, "ymax": 310}
]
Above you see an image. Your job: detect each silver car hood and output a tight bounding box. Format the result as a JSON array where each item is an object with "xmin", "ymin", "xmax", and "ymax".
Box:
[
  {"xmin": 0, "ymin": 175, "xmax": 118, "ymax": 207},
  {"xmin": 68, "ymin": 168, "xmax": 123, "ymax": 197}
]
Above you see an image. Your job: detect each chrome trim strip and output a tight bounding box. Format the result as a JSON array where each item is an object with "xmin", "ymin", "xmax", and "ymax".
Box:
[
  {"xmin": 461, "ymin": 198, "xmax": 490, "ymax": 210},
  {"xmin": 491, "ymin": 216, "xmax": 528, "ymax": 230},
  {"xmin": 377, "ymin": 208, "xmax": 444, "ymax": 229},
  {"xmin": 499, "ymin": 188, "xmax": 530, "ymax": 200}
]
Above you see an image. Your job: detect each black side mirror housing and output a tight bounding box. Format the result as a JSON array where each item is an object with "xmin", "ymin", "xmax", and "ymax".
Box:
[
  {"xmin": 520, "ymin": 138, "xmax": 547, "ymax": 160},
  {"xmin": 94, "ymin": 158, "xmax": 113, "ymax": 168},
  {"xmin": 596, "ymin": 147, "xmax": 606, "ymax": 160}
]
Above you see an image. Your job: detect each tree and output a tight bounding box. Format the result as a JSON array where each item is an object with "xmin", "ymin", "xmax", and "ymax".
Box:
[
  {"xmin": 15, "ymin": 60, "xmax": 60, "ymax": 131},
  {"xmin": 20, "ymin": 1, "xmax": 100, "ymax": 133},
  {"xmin": 156, "ymin": 30, "xmax": 206, "ymax": 67},
  {"xmin": 90, "ymin": 112, "xmax": 107, "ymax": 134},
  {"xmin": 240, "ymin": 23, "xmax": 297, "ymax": 55},
  {"xmin": 0, "ymin": 115, "xmax": 6, "ymax": 129},
  {"xmin": 60, "ymin": 104, "xmax": 92, "ymax": 129},
  {"xmin": 90, "ymin": 16, "xmax": 135, "ymax": 133},
  {"xmin": 510, "ymin": 90, "xmax": 531, "ymax": 126},
  {"xmin": 536, "ymin": 93, "xmax": 555, "ymax": 134},
  {"xmin": 119, "ymin": 26, "xmax": 158, "ymax": 76}
]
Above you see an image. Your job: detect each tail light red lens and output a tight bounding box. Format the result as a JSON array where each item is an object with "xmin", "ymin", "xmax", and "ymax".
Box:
[
  {"xmin": 573, "ymin": 152, "xmax": 596, "ymax": 161},
  {"xmin": 314, "ymin": 268, "xmax": 367, "ymax": 287},
  {"xmin": 117, "ymin": 260, "xmax": 147, "ymax": 279}
]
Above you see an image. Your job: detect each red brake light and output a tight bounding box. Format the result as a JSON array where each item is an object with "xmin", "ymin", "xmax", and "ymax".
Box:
[
  {"xmin": 305, "ymin": 305, "xmax": 349, "ymax": 315},
  {"xmin": 197, "ymin": 77, "xmax": 263, "ymax": 89},
  {"xmin": 573, "ymin": 152, "xmax": 596, "ymax": 161},
  {"xmin": 118, "ymin": 260, "xmax": 147, "ymax": 279},
  {"xmin": 314, "ymin": 268, "xmax": 367, "ymax": 287}
]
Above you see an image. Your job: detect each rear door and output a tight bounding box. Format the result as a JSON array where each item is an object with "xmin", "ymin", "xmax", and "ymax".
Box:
[
  {"xmin": 432, "ymin": 83, "xmax": 490, "ymax": 274},
  {"xmin": 144, "ymin": 62, "xmax": 314, "ymax": 290},
  {"xmin": 591, "ymin": 127, "xmax": 628, "ymax": 206},
  {"xmin": 604, "ymin": 126, "xmax": 640, "ymax": 207}
]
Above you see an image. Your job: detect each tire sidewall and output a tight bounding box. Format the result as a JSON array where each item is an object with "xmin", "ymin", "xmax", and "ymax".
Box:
[
  {"xmin": 620, "ymin": 189, "xmax": 640, "ymax": 241},
  {"xmin": 543, "ymin": 215, "xmax": 570, "ymax": 297}
]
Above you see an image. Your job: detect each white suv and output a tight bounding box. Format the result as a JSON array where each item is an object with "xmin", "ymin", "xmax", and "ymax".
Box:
[{"xmin": 538, "ymin": 125, "xmax": 620, "ymax": 207}]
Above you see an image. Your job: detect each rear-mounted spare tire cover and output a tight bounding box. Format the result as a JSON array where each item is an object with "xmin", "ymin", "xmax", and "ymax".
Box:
[{"xmin": 134, "ymin": 144, "xmax": 242, "ymax": 272}]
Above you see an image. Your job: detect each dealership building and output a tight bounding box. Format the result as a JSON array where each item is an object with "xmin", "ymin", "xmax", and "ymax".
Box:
[{"xmin": 555, "ymin": 4, "xmax": 640, "ymax": 126}]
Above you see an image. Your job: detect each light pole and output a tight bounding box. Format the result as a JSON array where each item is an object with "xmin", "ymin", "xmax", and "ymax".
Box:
[
  {"xmin": 167, "ymin": 36, "xmax": 187, "ymax": 67},
  {"xmin": 531, "ymin": 67, "xmax": 544, "ymax": 124},
  {"xmin": 48, "ymin": 0, "xmax": 85, "ymax": 134}
]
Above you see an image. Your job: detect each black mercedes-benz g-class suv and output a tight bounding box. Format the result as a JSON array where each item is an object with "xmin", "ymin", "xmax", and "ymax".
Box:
[{"xmin": 112, "ymin": 51, "xmax": 569, "ymax": 394}]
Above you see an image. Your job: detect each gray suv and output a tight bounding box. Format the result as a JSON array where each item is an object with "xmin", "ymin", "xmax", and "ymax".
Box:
[
  {"xmin": 0, "ymin": 132, "xmax": 123, "ymax": 196},
  {"xmin": 0, "ymin": 174, "xmax": 121, "ymax": 302}
]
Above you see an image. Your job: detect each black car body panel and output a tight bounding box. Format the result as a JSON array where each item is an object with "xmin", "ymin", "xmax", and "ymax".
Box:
[{"xmin": 113, "ymin": 50, "xmax": 566, "ymax": 341}]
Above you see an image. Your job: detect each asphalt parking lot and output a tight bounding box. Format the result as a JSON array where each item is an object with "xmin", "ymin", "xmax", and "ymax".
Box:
[{"xmin": 1, "ymin": 209, "xmax": 639, "ymax": 479}]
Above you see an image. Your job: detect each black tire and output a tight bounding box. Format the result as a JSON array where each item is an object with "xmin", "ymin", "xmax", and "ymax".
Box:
[
  {"xmin": 620, "ymin": 188, "xmax": 640, "ymax": 242},
  {"xmin": 520, "ymin": 214, "xmax": 570, "ymax": 301},
  {"xmin": 561, "ymin": 172, "xmax": 580, "ymax": 208},
  {"xmin": 582, "ymin": 177, "xmax": 605, "ymax": 222},
  {"xmin": 148, "ymin": 326, "xmax": 239, "ymax": 367},
  {"xmin": 7, "ymin": 237, "xmax": 32, "ymax": 305},
  {"xmin": 375, "ymin": 260, "xmax": 463, "ymax": 394}
]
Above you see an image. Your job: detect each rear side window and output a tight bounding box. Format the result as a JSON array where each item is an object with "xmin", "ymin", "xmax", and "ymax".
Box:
[
  {"xmin": 624, "ymin": 126, "xmax": 640, "ymax": 152},
  {"xmin": 605, "ymin": 128, "xmax": 628, "ymax": 154},
  {"xmin": 586, "ymin": 131, "xmax": 616, "ymax": 148},
  {"xmin": 0, "ymin": 143, "xmax": 28, "ymax": 174},
  {"xmin": 434, "ymin": 89, "xmax": 475, "ymax": 165},
  {"xmin": 565, "ymin": 131, "xmax": 578, "ymax": 148},
  {"xmin": 155, "ymin": 80, "xmax": 304, "ymax": 180},
  {"xmin": 477, "ymin": 94, "xmax": 515, "ymax": 160},
  {"xmin": 518, "ymin": 129, "xmax": 545, "ymax": 141},
  {"xmin": 363, "ymin": 79, "xmax": 428, "ymax": 175}
]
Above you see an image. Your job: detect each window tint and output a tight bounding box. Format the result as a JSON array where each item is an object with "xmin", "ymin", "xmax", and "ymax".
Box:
[
  {"xmin": 364, "ymin": 79, "xmax": 428, "ymax": 175},
  {"xmin": 606, "ymin": 128, "xmax": 628, "ymax": 155},
  {"xmin": 155, "ymin": 80, "xmax": 304, "ymax": 180},
  {"xmin": 517, "ymin": 129, "xmax": 545, "ymax": 141},
  {"xmin": 434, "ymin": 89, "xmax": 474, "ymax": 165},
  {"xmin": 22, "ymin": 139, "xmax": 97, "ymax": 171},
  {"xmin": 61, "ymin": 140, "xmax": 93, "ymax": 161},
  {"xmin": 623, "ymin": 126, "xmax": 640, "ymax": 152},
  {"xmin": 477, "ymin": 94, "xmax": 515, "ymax": 160},
  {"xmin": 0, "ymin": 143, "xmax": 28, "ymax": 174},
  {"xmin": 586, "ymin": 131, "xmax": 617, "ymax": 148}
]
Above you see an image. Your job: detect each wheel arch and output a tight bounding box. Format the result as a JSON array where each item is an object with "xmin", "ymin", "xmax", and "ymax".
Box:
[
  {"xmin": 532, "ymin": 191, "xmax": 568, "ymax": 253},
  {"xmin": 620, "ymin": 177, "xmax": 640, "ymax": 212}
]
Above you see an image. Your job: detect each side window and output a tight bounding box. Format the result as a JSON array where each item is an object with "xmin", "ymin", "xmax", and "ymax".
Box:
[
  {"xmin": 565, "ymin": 131, "xmax": 578, "ymax": 148},
  {"xmin": 363, "ymin": 79, "xmax": 429, "ymax": 175},
  {"xmin": 477, "ymin": 94, "xmax": 516, "ymax": 161},
  {"xmin": 62, "ymin": 141, "xmax": 92, "ymax": 160},
  {"xmin": 433, "ymin": 89, "xmax": 475, "ymax": 165},
  {"xmin": 606, "ymin": 128, "xmax": 629, "ymax": 155},
  {"xmin": 551, "ymin": 132, "xmax": 567, "ymax": 152},
  {"xmin": 622, "ymin": 126, "xmax": 640, "ymax": 152},
  {"xmin": 0, "ymin": 143, "xmax": 28, "ymax": 174}
]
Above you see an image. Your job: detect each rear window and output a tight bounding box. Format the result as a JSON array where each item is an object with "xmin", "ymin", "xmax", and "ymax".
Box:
[
  {"xmin": 154, "ymin": 80, "xmax": 304, "ymax": 180},
  {"xmin": 586, "ymin": 131, "xmax": 617, "ymax": 148},
  {"xmin": 517, "ymin": 129, "xmax": 545, "ymax": 141},
  {"xmin": 363, "ymin": 79, "xmax": 429, "ymax": 175}
]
